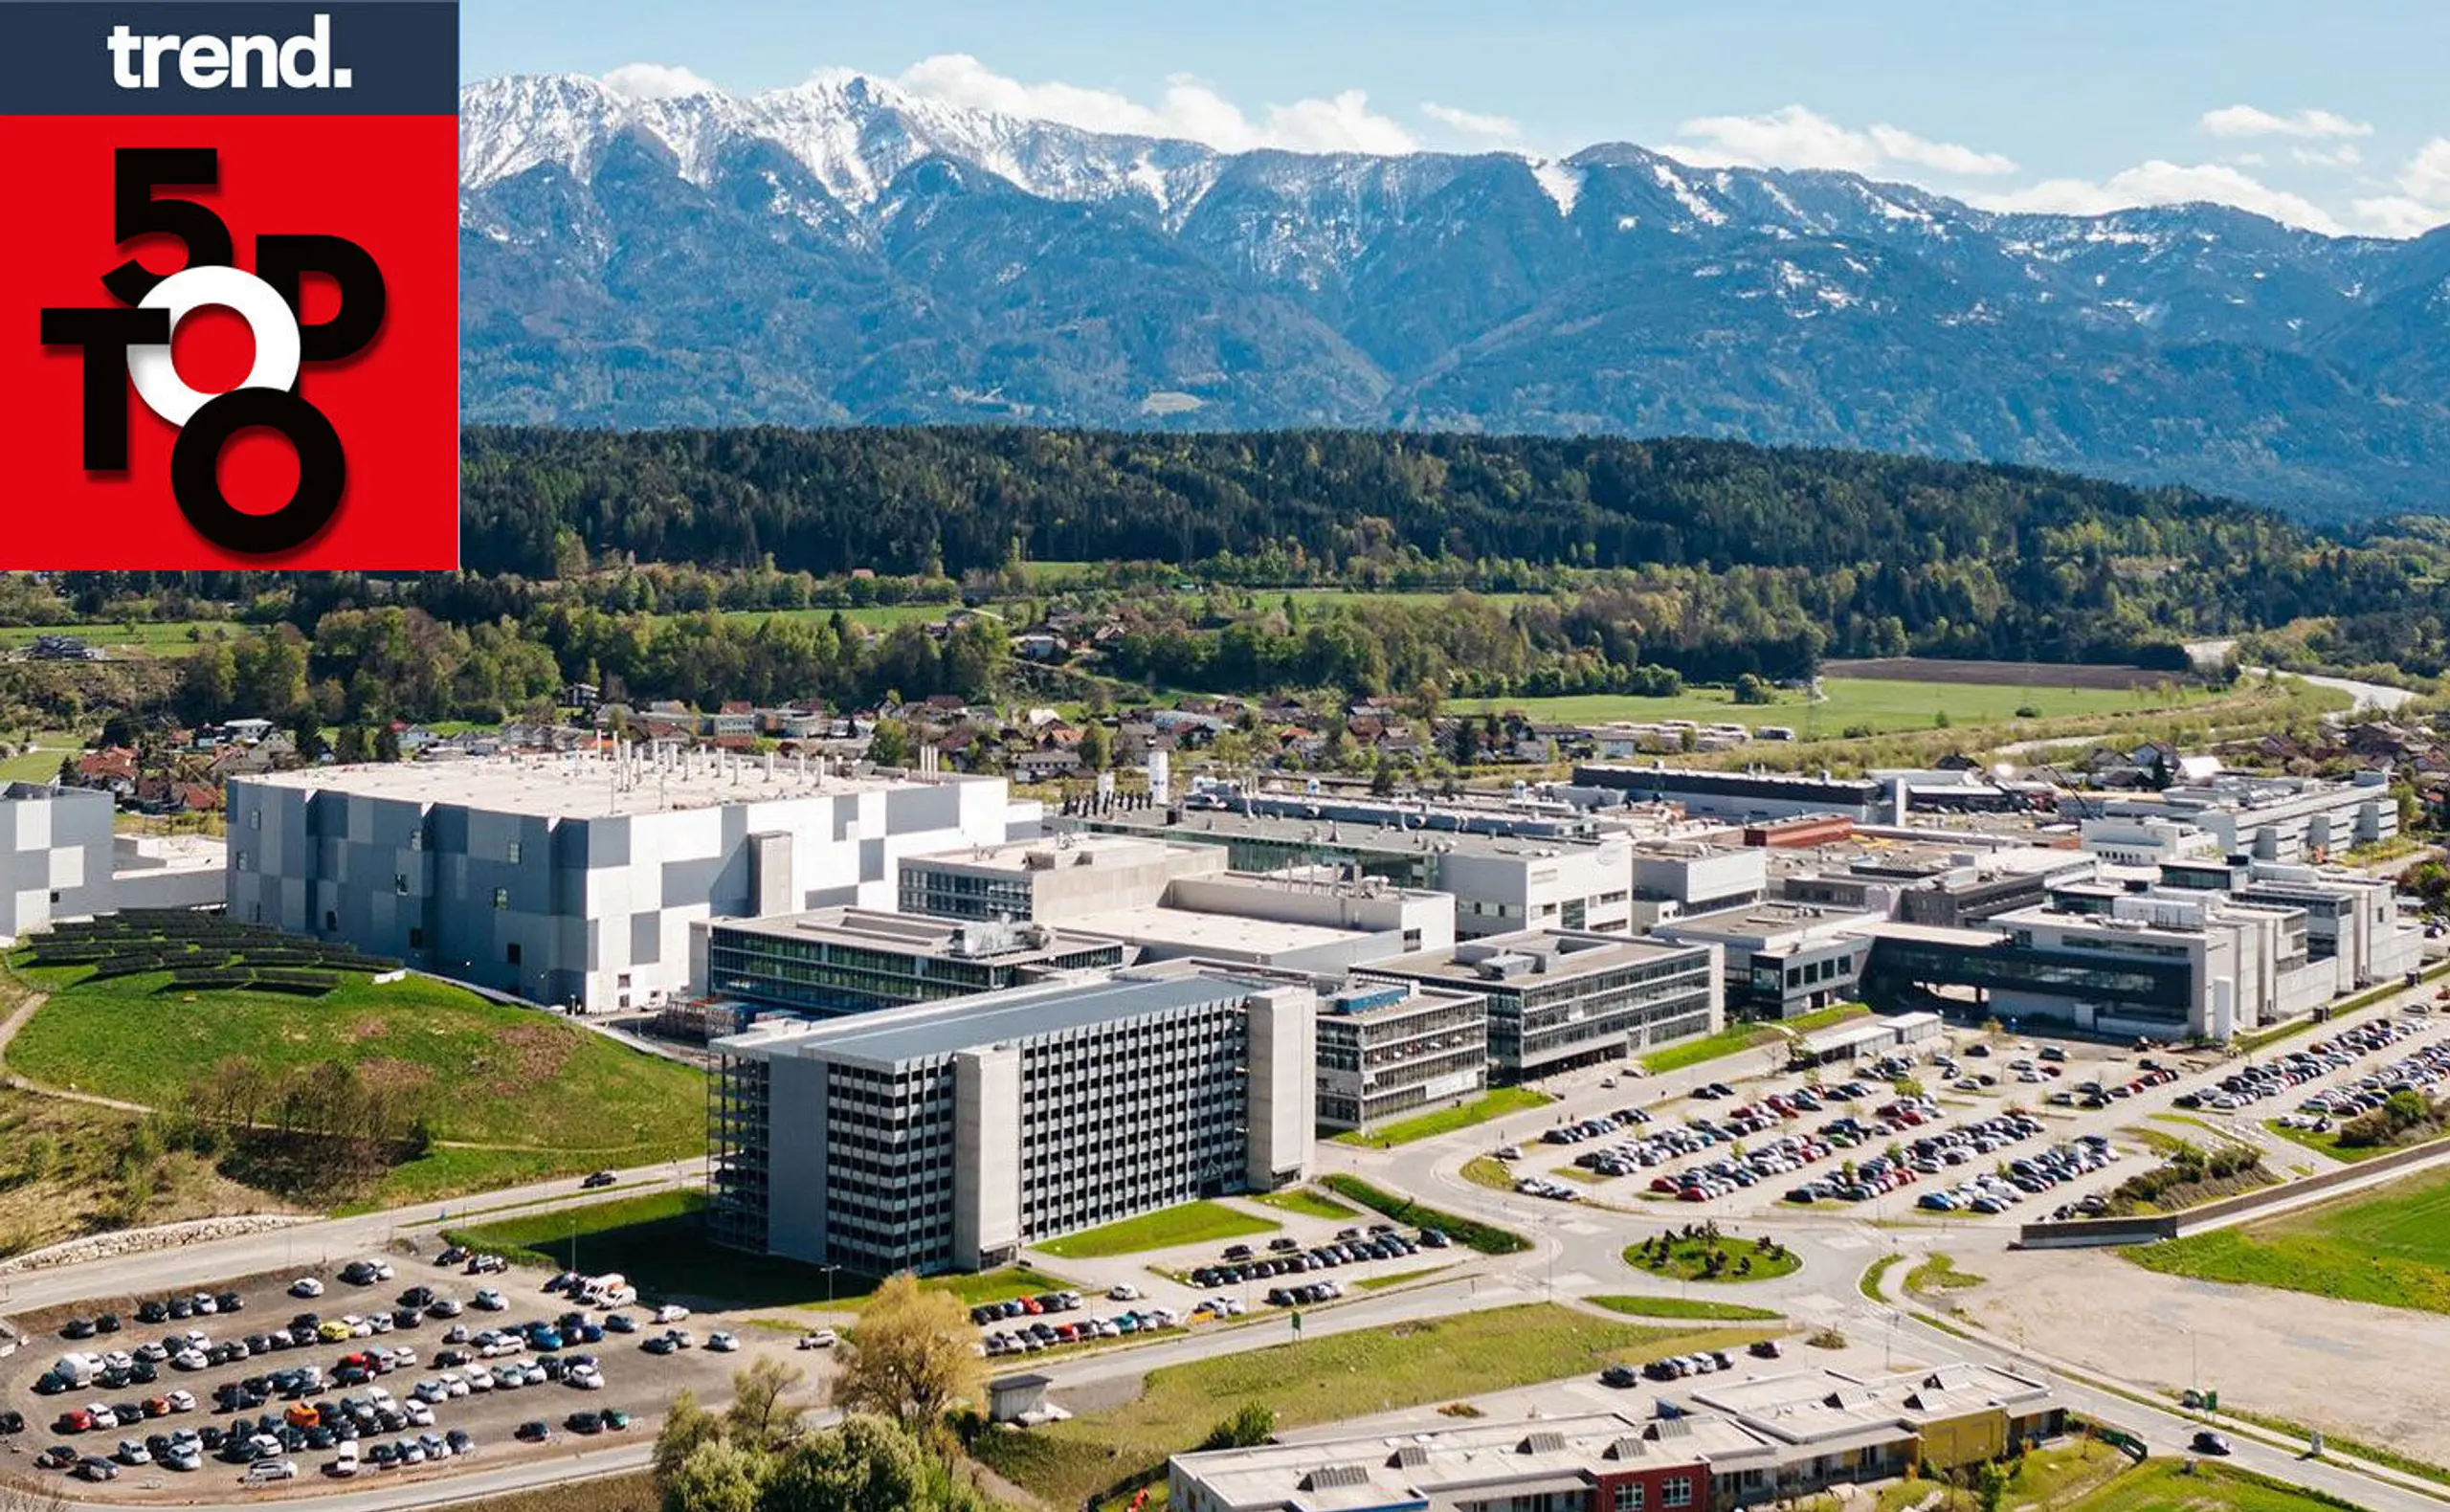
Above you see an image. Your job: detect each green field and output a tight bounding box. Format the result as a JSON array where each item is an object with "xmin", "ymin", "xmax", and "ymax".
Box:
[
  {"xmin": 1589, "ymin": 1294, "xmax": 1784, "ymax": 1322},
  {"xmin": 442, "ymin": 1190, "xmax": 1077, "ymax": 1311},
  {"xmin": 2126, "ymin": 1165, "xmax": 2450, "ymax": 1313},
  {"xmin": 1332, "ymin": 1086, "xmax": 1556, "ymax": 1149},
  {"xmin": 8, "ymin": 964, "xmax": 706, "ymax": 1203},
  {"xmin": 1461, "ymin": 677, "xmax": 2201, "ymax": 736},
  {"xmin": 715, "ymin": 602, "xmax": 960, "ymax": 632},
  {"xmin": 2260, "ymin": 1120, "xmax": 2402, "ymax": 1164},
  {"xmin": 1037, "ymin": 1200, "xmax": 1280, "ymax": 1259},
  {"xmin": 2061, "ymin": 1459, "xmax": 2364, "ymax": 1512},
  {"xmin": 0, "ymin": 621, "xmax": 234, "ymax": 656},
  {"xmin": 1280, "ymin": 588, "xmax": 1549, "ymax": 612},
  {"xmin": 1904, "ymin": 1253, "xmax": 1984, "ymax": 1296},
  {"xmin": 1244, "ymin": 1188, "xmax": 1358, "ymax": 1221},
  {"xmin": 1639, "ymin": 1004, "xmax": 1870, "ymax": 1076},
  {"xmin": 0, "ymin": 729, "xmax": 84, "ymax": 783},
  {"xmin": 1320, "ymin": 1174, "xmax": 1528, "ymax": 1255},
  {"xmin": 969, "ymin": 1302, "xmax": 1776, "ymax": 1510}
]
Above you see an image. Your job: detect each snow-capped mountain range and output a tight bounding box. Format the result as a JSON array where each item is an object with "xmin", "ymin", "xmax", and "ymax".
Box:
[{"xmin": 457, "ymin": 72, "xmax": 2450, "ymax": 515}]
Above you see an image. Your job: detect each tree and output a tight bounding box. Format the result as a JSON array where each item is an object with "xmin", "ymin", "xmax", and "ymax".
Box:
[
  {"xmin": 1732, "ymin": 672, "xmax": 1775, "ymax": 705},
  {"xmin": 834, "ymin": 1272, "xmax": 984, "ymax": 1432},
  {"xmin": 722, "ymin": 1357, "xmax": 811, "ymax": 1450},
  {"xmin": 333, "ymin": 724, "xmax": 368, "ymax": 764},
  {"xmin": 1077, "ymin": 720, "xmax": 1113, "ymax": 772},
  {"xmin": 1973, "ymin": 1460, "xmax": 2011, "ymax": 1512},
  {"xmin": 759, "ymin": 1414, "xmax": 935, "ymax": 1512},
  {"xmin": 865, "ymin": 719, "xmax": 914, "ymax": 768},
  {"xmin": 373, "ymin": 724, "xmax": 403, "ymax": 762},
  {"xmin": 653, "ymin": 1390, "xmax": 723, "ymax": 1495},
  {"xmin": 662, "ymin": 1439, "xmax": 768, "ymax": 1512},
  {"xmin": 1197, "ymin": 1402, "xmax": 1277, "ymax": 1452}
]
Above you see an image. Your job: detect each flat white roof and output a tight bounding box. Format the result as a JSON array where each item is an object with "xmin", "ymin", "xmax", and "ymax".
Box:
[
  {"xmin": 235, "ymin": 754, "xmax": 959, "ymax": 820},
  {"xmin": 1068, "ymin": 904, "xmax": 1370, "ymax": 956}
]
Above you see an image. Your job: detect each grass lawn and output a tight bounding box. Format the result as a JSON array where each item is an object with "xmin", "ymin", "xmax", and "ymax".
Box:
[
  {"xmin": 1879, "ymin": 1441, "xmax": 2127, "ymax": 1512},
  {"xmin": 1621, "ymin": 1233, "xmax": 1801, "ymax": 1283},
  {"xmin": 1357, "ymin": 1265, "xmax": 1457, "ymax": 1292},
  {"xmin": 1460, "ymin": 677, "xmax": 2200, "ymax": 738},
  {"xmin": 2260, "ymin": 1121, "xmax": 2397, "ymax": 1164},
  {"xmin": 2061, "ymin": 1458, "xmax": 2365, "ymax": 1512},
  {"xmin": 0, "ymin": 1081, "xmax": 288, "ymax": 1258},
  {"xmin": 1243, "ymin": 1188, "xmax": 1358, "ymax": 1221},
  {"xmin": 1859, "ymin": 1254, "xmax": 1902, "ymax": 1301},
  {"xmin": 453, "ymin": 1470, "xmax": 657, "ymax": 1512},
  {"xmin": 970, "ymin": 1302, "xmax": 1775, "ymax": 1510},
  {"xmin": 1037, "ymin": 1200, "xmax": 1280, "ymax": 1259},
  {"xmin": 1320, "ymin": 1174, "xmax": 1527, "ymax": 1255},
  {"xmin": 1460, "ymin": 1156, "xmax": 1515, "ymax": 1192},
  {"xmin": 1332, "ymin": 1086, "xmax": 1556, "ymax": 1149},
  {"xmin": 715, "ymin": 603, "xmax": 957, "ymax": 633},
  {"xmin": 2126, "ymin": 1164, "xmax": 2450, "ymax": 1314},
  {"xmin": 442, "ymin": 1190, "xmax": 1074, "ymax": 1311},
  {"xmin": 1640, "ymin": 1004, "xmax": 1870, "ymax": 1076},
  {"xmin": 7, "ymin": 963, "xmax": 707, "ymax": 1204},
  {"xmin": 1904, "ymin": 1253, "xmax": 1984, "ymax": 1296},
  {"xmin": 1589, "ymin": 1294, "xmax": 1782, "ymax": 1322}
]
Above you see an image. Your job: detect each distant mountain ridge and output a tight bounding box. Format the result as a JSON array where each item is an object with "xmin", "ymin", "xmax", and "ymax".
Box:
[{"xmin": 457, "ymin": 71, "xmax": 2450, "ymax": 517}]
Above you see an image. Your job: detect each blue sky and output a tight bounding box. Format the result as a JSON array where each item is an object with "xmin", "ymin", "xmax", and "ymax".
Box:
[{"xmin": 460, "ymin": 0, "xmax": 2450, "ymax": 236}]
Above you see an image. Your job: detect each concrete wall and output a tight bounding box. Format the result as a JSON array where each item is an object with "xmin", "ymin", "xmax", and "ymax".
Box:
[
  {"xmin": 1245, "ymin": 986, "xmax": 1318, "ymax": 1189},
  {"xmin": 764, "ymin": 1055, "xmax": 832, "ymax": 1263},
  {"xmin": 953, "ymin": 1045, "xmax": 1023, "ymax": 1269}
]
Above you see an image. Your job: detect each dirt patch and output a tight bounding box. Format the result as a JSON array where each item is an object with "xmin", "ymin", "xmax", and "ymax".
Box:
[
  {"xmin": 1969, "ymin": 1243, "xmax": 2450, "ymax": 1465},
  {"xmin": 355, "ymin": 1058, "xmax": 434, "ymax": 1096},
  {"xmin": 484, "ymin": 1021, "xmax": 575, "ymax": 1095},
  {"xmin": 341, "ymin": 1014, "xmax": 392, "ymax": 1044},
  {"xmin": 1823, "ymin": 657, "xmax": 2183, "ymax": 690}
]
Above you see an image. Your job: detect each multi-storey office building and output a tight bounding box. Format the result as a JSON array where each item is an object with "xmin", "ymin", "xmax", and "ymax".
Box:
[
  {"xmin": 1310, "ymin": 978, "xmax": 1490, "ymax": 1133},
  {"xmin": 1573, "ymin": 764, "xmax": 1892, "ymax": 823},
  {"xmin": 225, "ymin": 754, "xmax": 1016, "ymax": 1012},
  {"xmin": 1357, "ymin": 929, "xmax": 1721, "ymax": 1079},
  {"xmin": 2093, "ymin": 772, "xmax": 2397, "ymax": 864},
  {"xmin": 708, "ymin": 966, "xmax": 1315, "ymax": 1273},
  {"xmin": 895, "ymin": 833, "xmax": 1226, "ymax": 922},
  {"xmin": 692, "ymin": 907, "xmax": 1125, "ymax": 1018},
  {"xmin": 1647, "ymin": 901, "xmax": 1886, "ymax": 1020}
]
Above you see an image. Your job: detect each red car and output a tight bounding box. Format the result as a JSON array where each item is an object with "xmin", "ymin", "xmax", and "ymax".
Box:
[{"xmin": 57, "ymin": 1411, "xmax": 93, "ymax": 1434}]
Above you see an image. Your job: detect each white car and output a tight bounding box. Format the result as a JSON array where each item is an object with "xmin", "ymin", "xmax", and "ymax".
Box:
[
  {"xmin": 171, "ymin": 1348, "xmax": 207, "ymax": 1371},
  {"xmin": 653, "ymin": 1303, "xmax": 690, "ymax": 1324},
  {"xmin": 706, "ymin": 1331, "xmax": 740, "ymax": 1353},
  {"xmin": 568, "ymin": 1364, "xmax": 605, "ymax": 1390},
  {"xmin": 242, "ymin": 1458, "xmax": 297, "ymax": 1484},
  {"xmin": 662, "ymin": 1327, "xmax": 696, "ymax": 1349},
  {"xmin": 473, "ymin": 1289, "xmax": 507, "ymax": 1311},
  {"xmin": 1107, "ymin": 1283, "xmax": 1140, "ymax": 1301},
  {"xmin": 115, "ymin": 1439, "xmax": 151, "ymax": 1466},
  {"xmin": 166, "ymin": 1390, "xmax": 195, "ymax": 1412},
  {"xmin": 289, "ymin": 1278, "xmax": 323, "ymax": 1299},
  {"xmin": 462, "ymin": 1367, "xmax": 495, "ymax": 1392},
  {"xmin": 797, "ymin": 1329, "xmax": 837, "ymax": 1349},
  {"xmin": 406, "ymin": 1402, "xmax": 436, "ymax": 1428}
]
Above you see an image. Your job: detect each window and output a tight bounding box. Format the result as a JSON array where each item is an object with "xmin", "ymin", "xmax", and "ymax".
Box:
[
  {"xmin": 1664, "ymin": 1478, "xmax": 1694, "ymax": 1509},
  {"xmin": 506, "ymin": 943, "xmax": 522, "ymax": 966},
  {"xmin": 234, "ymin": 852, "xmax": 251, "ymax": 873},
  {"xmin": 395, "ymin": 874, "xmax": 409, "ymax": 895},
  {"xmin": 48, "ymin": 890, "xmax": 60, "ymax": 904},
  {"xmin": 409, "ymin": 926, "xmax": 424, "ymax": 949},
  {"xmin": 408, "ymin": 830, "xmax": 423, "ymax": 851},
  {"xmin": 1615, "ymin": 1485, "xmax": 1646, "ymax": 1511},
  {"xmin": 492, "ymin": 888, "xmax": 509, "ymax": 909},
  {"xmin": 507, "ymin": 839, "xmax": 523, "ymax": 863},
  {"xmin": 323, "ymin": 910, "xmax": 337, "ymax": 931},
  {"xmin": 248, "ymin": 808, "xmax": 261, "ymax": 831}
]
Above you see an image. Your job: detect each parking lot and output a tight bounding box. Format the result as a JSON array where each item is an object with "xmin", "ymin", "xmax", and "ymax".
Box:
[
  {"xmin": 0, "ymin": 1246, "xmax": 801, "ymax": 1499},
  {"xmin": 1004, "ymin": 1204, "xmax": 1463, "ymax": 1360},
  {"xmin": 1482, "ymin": 1005, "xmax": 2448, "ymax": 1225}
]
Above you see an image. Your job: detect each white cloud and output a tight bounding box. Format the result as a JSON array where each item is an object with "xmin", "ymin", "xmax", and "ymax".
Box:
[
  {"xmin": 1866, "ymin": 123, "xmax": 2017, "ymax": 176},
  {"xmin": 889, "ymin": 53, "xmax": 1417, "ymax": 154},
  {"xmin": 600, "ymin": 62, "xmax": 720, "ymax": 101},
  {"xmin": 1968, "ymin": 160, "xmax": 2343, "ymax": 233},
  {"xmin": 1421, "ymin": 101, "xmax": 1522, "ymax": 142},
  {"xmin": 2350, "ymin": 138, "xmax": 2450, "ymax": 235},
  {"xmin": 2199, "ymin": 104, "xmax": 2372, "ymax": 140},
  {"xmin": 2290, "ymin": 144, "xmax": 2362, "ymax": 168},
  {"xmin": 1666, "ymin": 104, "xmax": 2015, "ymax": 177}
]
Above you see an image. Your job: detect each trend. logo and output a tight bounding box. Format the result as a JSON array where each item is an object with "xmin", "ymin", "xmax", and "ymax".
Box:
[{"xmin": 38, "ymin": 147, "xmax": 386, "ymax": 555}]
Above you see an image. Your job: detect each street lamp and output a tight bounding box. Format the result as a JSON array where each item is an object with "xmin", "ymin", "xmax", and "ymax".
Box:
[{"xmin": 819, "ymin": 1264, "xmax": 841, "ymax": 1307}]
